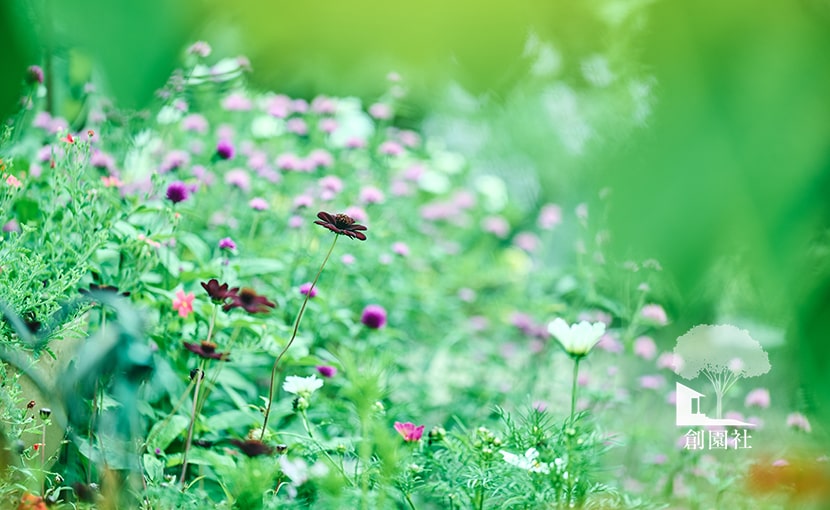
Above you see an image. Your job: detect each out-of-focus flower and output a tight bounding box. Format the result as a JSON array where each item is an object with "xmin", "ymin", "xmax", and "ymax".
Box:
[
  {"xmin": 225, "ymin": 168, "xmax": 251, "ymax": 192},
  {"xmin": 222, "ymin": 93, "xmax": 252, "ymax": 111},
  {"xmin": 229, "ymin": 439, "xmax": 273, "ymax": 457},
  {"xmin": 183, "ymin": 340, "xmax": 229, "ymax": 361},
  {"xmin": 482, "ymin": 216, "xmax": 510, "ymax": 238},
  {"xmin": 187, "ymin": 41, "xmax": 212, "ymax": 57},
  {"xmin": 26, "ymin": 65, "xmax": 44, "ymax": 85},
  {"xmin": 369, "ymin": 103, "xmax": 392, "ymax": 120},
  {"xmin": 314, "ymin": 211, "xmax": 368, "ymax": 241},
  {"xmin": 360, "ymin": 186, "xmax": 385, "ymax": 204},
  {"xmin": 286, "ymin": 118, "xmax": 308, "ymax": 135},
  {"xmin": 786, "ymin": 412, "xmax": 811, "ymax": 433},
  {"xmin": 501, "ymin": 448, "xmax": 551, "ymax": 474},
  {"xmin": 745, "ymin": 388, "xmax": 771, "ymax": 409},
  {"xmin": 394, "ymin": 422, "xmax": 424, "ymax": 442},
  {"xmin": 166, "ymin": 181, "xmax": 189, "ymax": 203},
  {"xmin": 216, "ymin": 139, "xmax": 235, "ymax": 160},
  {"xmin": 299, "ymin": 282, "xmax": 318, "ymax": 297},
  {"xmin": 316, "ymin": 365, "xmax": 337, "ymax": 378},
  {"xmin": 223, "ymin": 288, "xmax": 275, "ymax": 314},
  {"xmin": 538, "ymin": 203, "xmax": 562, "ymax": 229},
  {"xmin": 249, "ymin": 197, "xmax": 269, "ymax": 210},
  {"xmin": 640, "ymin": 304, "xmax": 668, "ymax": 325},
  {"xmin": 548, "ymin": 318, "xmax": 606, "ymax": 357},
  {"xmin": 283, "ymin": 375, "xmax": 323, "ymax": 396},
  {"xmin": 361, "ymin": 304, "xmax": 387, "ymax": 329},
  {"xmin": 639, "ymin": 374, "xmax": 665, "ymax": 390},
  {"xmin": 218, "ymin": 237, "xmax": 236, "ymax": 250},
  {"xmin": 17, "ymin": 492, "xmax": 47, "ymax": 510},
  {"xmin": 172, "ymin": 290, "xmax": 195, "ymax": 318},
  {"xmin": 379, "ymin": 140, "xmax": 404, "ymax": 156},
  {"xmin": 392, "ymin": 242, "xmax": 410, "ymax": 257},
  {"xmin": 5, "ymin": 175, "xmax": 22, "ymax": 188},
  {"xmin": 634, "ymin": 336, "xmax": 657, "ymax": 360},
  {"xmin": 201, "ymin": 279, "xmax": 239, "ymax": 305}
]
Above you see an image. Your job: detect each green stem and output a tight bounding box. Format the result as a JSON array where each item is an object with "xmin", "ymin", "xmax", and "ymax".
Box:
[
  {"xmin": 260, "ymin": 235, "xmax": 338, "ymax": 439},
  {"xmin": 570, "ymin": 356, "xmax": 581, "ymax": 429},
  {"xmin": 404, "ymin": 491, "xmax": 417, "ymax": 510},
  {"xmin": 180, "ymin": 360, "xmax": 206, "ymax": 487}
]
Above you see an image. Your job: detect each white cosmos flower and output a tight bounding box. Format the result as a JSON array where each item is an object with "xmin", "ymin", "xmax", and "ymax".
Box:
[
  {"xmin": 548, "ymin": 318, "xmax": 606, "ymax": 357},
  {"xmin": 282, "ymin": 375, "xmax": 324, "ymax": 396},
  {"xmin": 501, "ymin": 448, "xmax": 550, "ymax": 474}
]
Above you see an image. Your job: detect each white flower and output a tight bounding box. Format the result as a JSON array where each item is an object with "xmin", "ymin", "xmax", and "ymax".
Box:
[
  {"xmin": 548, "ymin": 318, "xmax": 606, "ymax": 357},
  {"xmin": 501, "ymin": 448, "xmax": 550, "ymax": 474},
  {"xmin": 282, "ymin": 375, "xmax": 324, "ymax": 396}
]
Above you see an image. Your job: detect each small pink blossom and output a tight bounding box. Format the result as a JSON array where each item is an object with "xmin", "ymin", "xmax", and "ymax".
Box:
[
  {"xmin": 360, "ymin": 186, "xmax": 385, "ymax": 204},
  {"xmin": 482, "ymin": 216, "xmax": 510, "ymax": 238},
  {"xmin": 537, "ymin": 204, "xmax": 562, "ymax": 229},
  {"xmin": 786, "ymin": 412, "xmax": 811, "ymax": 433},
  {"xmin": 286, "ymin": 118, "xmax": 308, "ymax": 136},
  {"xmin": 378, "ymin": 140, "xmax": 404, "ymax": 156},
  {"xmin": 745, "ymin": 388, "xmax": 770, "ymax": 409},
  {"xmin": 639, "ymin": 374, "xmax": 665, "ymax": 390},
  {"xmin": 394, "ymin": 422, "xmax": 424, "ymax": 442},
  {"xmin": 392, "ymin": 242, "xmax": 409, "ymax": 257},
  {"xmin": 299, "ymin": 282, "xmax": 317, "ymax": 298},
  {"xmin": 5, "ymin": 175, "xmax": 22, "ymax": 188},
  {"xmin": 633, "ymin": 336, "xmax": 657, "ymax": 360},
  {"xmin": 187, "ymin": 41, "xmax": 212, "ymax": 57},
  {"xmin": 172, "ymin": 290, "xmax": 195, "ymax": 318},
  {"xmin": 369, "ymin": 103, "xmax": 392, "ymax": 120},
  {"xmin": 249, "ymin": 197, "xmax": 269, "ymax": 211},
  {"xmin": 640, "ymin": 304, "xmax": 668, "ymax": 325}
]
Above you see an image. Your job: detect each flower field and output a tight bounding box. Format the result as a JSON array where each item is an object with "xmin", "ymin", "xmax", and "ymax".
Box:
[{"xmin": 1, "ymin": 4, "xmax": 830, "ymax": 509}]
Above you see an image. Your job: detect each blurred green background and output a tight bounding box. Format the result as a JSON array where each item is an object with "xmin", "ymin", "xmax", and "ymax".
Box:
[{"xmin": 2, "ymin": 0, "xmax": 829, "ymax": 424}]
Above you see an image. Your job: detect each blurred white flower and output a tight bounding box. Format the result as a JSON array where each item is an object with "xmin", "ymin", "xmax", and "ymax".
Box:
[
  {"xmin": 283, "ymin": 375, "xmax": 324, "ymax": 397},
  {"xmin": 501, "ymin": 448, "xmax": 550, "ymax": 474},
  {"xmin": 548, "ymin": 318, "xmax": 606, "ymax": 357}
]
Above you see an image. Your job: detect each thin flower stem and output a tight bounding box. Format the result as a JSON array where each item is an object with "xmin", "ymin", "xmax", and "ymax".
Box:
[
  {"xmin": 180, "ymin": 361, "xmax": 206, "ymax": 487},
  {"xmin": 570, "ymin": 356, "xmax": 581, "ymax": 429},
  {"xmin": 260, "ymin": 235, "xmax": 338, "ymax": 439},
  {"xmin": 404, "ymin": 491, "xmax": 418, "ymax": 510}
]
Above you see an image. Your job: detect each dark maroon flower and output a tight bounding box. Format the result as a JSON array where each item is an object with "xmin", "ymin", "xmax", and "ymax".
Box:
[
  {"xmin": 229, "ymin": 439, "xmax": 274, "ymax": 457},
  {"xmin": 183, "ymin": 340, "xmax": 230, "ymax": 360},
  {"xmin": 223, "ymin": 288, "xmax": 276, "ymax": 314},
  {"xmin": 314, "ymin": 211, "xmax": 368, "ymax": 241},
  {"xmin": 200, "ymin": 279, "xmax": 239, "ymax": 305},
  {"xmin": 80, "ymin": 283, "xmax": 131, "ymax": 298}
]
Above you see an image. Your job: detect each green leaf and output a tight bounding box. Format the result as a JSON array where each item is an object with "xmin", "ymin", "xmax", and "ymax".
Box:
[
  {"xmin": 235, "ymin": 258, "xmax": 285, "ymax": 277},
  {"xmin": 205, "ymin": 409, "xmax": 258, "ymax": 431},
  {"xmin": 147, "ymin": 414, "xmax": 189, "ymax": 452}
]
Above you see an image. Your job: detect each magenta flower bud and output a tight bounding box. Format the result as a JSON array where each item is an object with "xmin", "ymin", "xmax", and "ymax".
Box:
[
  {"xmin": 299, "ymin": 282, "xmax": 317, "ymax": 298},
  {"xmin": 26, "ymin": 65, "xmax": 44, "ymax": 85},
  {"xmin": 218, "ymin": 237, "xmax": 236, "ymax": 250},
  {"xmin": 316, "ymin": 365, "xmax": 337, "ymax": 378},
  {"xmin": 360, "ymin": 304, "xmax": 387, "ymax": 329},
  {"xmin": 216, "ymin": 139, "xmax": 235, "ymax": 160},
  {"xmin": 165, "ymin": 181, "xmax": 189, "ymax": 203}
]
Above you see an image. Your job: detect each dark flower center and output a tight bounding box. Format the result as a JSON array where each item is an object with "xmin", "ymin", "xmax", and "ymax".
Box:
[
  {"xmin": 239, "ymin": 288, "xmax": 257, "ymax": 305},
  {"xmin": 333, "ymin": 214, "xmax": 355, "ymax": 227},
  {"xmin": 200, "ymin": 341, "xmax": 217, "ymax": 353}
]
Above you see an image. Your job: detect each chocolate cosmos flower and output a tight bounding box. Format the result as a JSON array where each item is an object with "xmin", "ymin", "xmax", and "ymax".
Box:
[
  {"xmin": 201, "ymin": 279, "xmax": 239, "ymax": 305},
  {"xmin": 314, "ymin": 211, "xmax": 368, "ymax": 241},
  {"xmin": 183, "ymin": 340, "xmax": 230, "ymax": 360},
  {"xmin": 229, "ymin": 439, "xmax": 274, "ymax": 457},
  {"xmin": 223, "ymin": 288, "xmax": 276, "ymax": 314}
]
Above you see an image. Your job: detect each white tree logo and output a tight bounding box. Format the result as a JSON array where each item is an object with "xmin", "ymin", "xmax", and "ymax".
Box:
[{"xmin": 673, "ymin": 324, "xmax": 771, "ymax": 420}]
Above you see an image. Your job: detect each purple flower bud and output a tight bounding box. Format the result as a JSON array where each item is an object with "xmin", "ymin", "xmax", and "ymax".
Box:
[
  {"xmin": 299, "ymin": 282, "xmax": 317, "ymax": 297},
  {"xmin": 360, "ymin": 304, "xmax": 387, "ymax": 329},
  {"xmin": 26, "ymin": 65, "xmax": 44, "ymax": 85},
  {"xmin": 216, "ymin": 139, "xmax": 235, "ymax": 160},
  {"xmin": 165, "ymin": 181, "xmax": 189, "ymax": 203},
  {"xmin": 316, "ymin": 365, "xmax": 337, "ymax": 378},
  {"xmin": 218, "ymin": 237, "xmax": 236, "ymax": 250}
]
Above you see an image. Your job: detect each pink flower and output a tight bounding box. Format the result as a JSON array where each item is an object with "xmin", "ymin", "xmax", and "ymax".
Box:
[
  {"xmin": 633, "ymin": 336, "xmax": 657, "ymax": 360},
  {"xmin": 482, "ymin": 216, "xmax": 510, "ymax": 238},
  {"xmin": 5, "ymin": 175, "xmax": 22, "ymax": 188},
  {"xmin": 394, "ymin": 422, "xmax": 424, "ymax": 442},
  {"xmin": 745, "ymin": 388, "xmax": 771, "ymax": 409},
  {"xmin": 786, "ymin": 412, "xmax": 811, "ymax": 433},
  {"xmin": 513, "ymin": 232, "xmax": 539, "ymax": 252},
  {"xmin": 360, "ymin": 186, "xmax": 385, "ymax": 204},
  {"xmin": 219, "ymin": 237, "xmax": 236, "ymax": 250},
  {"xmin": 222, "ymin": 93, "xmax": 252, "ymax": 111},
  {"xmin": 392, "ymin": 242, "xmax": 410, "ymax": 257},
  {"xmin": 378, "ymin": 140, "xmax": 404, "ymax": 156},
  {"xmin": 361, "ymin": 304, "xmax": 387, "ymax": 329},
  {"xmin": 249, "ymin": 197, "xmax": 269, "ymax": 211},
  {"xmin": 537, "ymin": 204, "xmax": 562, "ymax": 229},
  {"xmin": 316, "ymin": 365, "xmax": 337, "ymax": 378},
  {"xmin": 299, "ymin": 282, "xmax": 317, "ymax": 298},
  {"xmin": 640, "ymin": 304, "xmax": 668, "ymax": 325},
  {"xmin": 639, "ymin": 375, "xmax": 665, "ymax": 390},
  {"xmin": 225, "ymin": 169, "xmax": 251, "ymax": 192},
  {"xmin": 172, "ymin": 290, "xmax": 195, "ymax": 318},
  {"xmin": 286, "ymin": 118, "xmax": 308, "ymax": 136},
  {"xmin": 187, "ymin": 41, "xmax": 212, "ymax": 57},
  {"xmin": 369, "ymin": 102, "xmax": 392, "ymax": 120}
]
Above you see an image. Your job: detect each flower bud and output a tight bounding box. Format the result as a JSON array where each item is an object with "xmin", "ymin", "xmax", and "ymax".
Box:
[{"xmin": 39, "ymin": 408, "xmax": 51, "ymax": 420}]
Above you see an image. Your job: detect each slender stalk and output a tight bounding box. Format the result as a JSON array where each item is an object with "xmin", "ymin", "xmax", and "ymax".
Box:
[
  {"xmin": 404, "ymin": 492, "xmax": 417, "ymax": 510},
  {"xmin": 40, "ymin": 424, "xmax": 46, "ymax": 495},
  {"xmin": 260, "ymin": 235, "xmax": 338, "ymax": 439},
  {"xmin": 180, "ymin": 361, "xmax": 205, "ymax": 487},
  {"xmin": 570, "ymin": 356, "xmax": 581, "ymax": 429}
]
